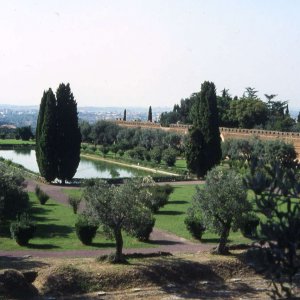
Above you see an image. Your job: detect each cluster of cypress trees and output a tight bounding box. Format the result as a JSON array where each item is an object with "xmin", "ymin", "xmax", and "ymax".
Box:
[
  {"xmin": 185, "ymin": 81, "xmax": 222, "ymax": 177},
  {"xmin": 36, "ymin": 83, "xmax": 81, "ymax": 184}
]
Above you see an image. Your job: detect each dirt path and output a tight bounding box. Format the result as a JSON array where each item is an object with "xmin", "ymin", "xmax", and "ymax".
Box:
[{"xmin": 0, "ymin": 179, "xmax": 212, "ymax": 258}]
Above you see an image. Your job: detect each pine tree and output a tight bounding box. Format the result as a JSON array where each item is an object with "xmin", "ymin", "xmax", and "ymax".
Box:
[
  {"xmin": 186, "ymin": 81, "xmax": 221, "ymax": 177},
  {"xmin": 123, "ymin": 109, "xmax": 126, "ymax": 121},
  {"xmin": 56, "ymin": 83, "xmax": 81, "ymax": 184},
  {"xmin": 148, "ymin": 106, "xmax": 152, "ymax": 122},
  {"xmin": 36, "ymin": 89, "xmax": 57, "ymax": 182}
]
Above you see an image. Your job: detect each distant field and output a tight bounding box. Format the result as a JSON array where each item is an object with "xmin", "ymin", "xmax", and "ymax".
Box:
[{"xmin": 0, "ymin": 139, "xmax": 35, "ymax": 145}]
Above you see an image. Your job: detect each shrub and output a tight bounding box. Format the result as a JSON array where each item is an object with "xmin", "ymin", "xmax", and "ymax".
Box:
[
  {"xmin": 75, "ymin": 215, "xmax": 98, "ymax": 245},
  {"xmin": 10, "ymin": 214, "xmax": 35, "ymax": 246},
  {"xmin": 81, "ymin": 144, "xmax": 87, "ymax": 150},
  {"xmin": 68, "ymin": 197, "xmax": 81, "ymax": 214},
  {"xmin": 148, "ymin": 185, "xmax": 172, "ymax": 213},
  {"xmin": 0, "ymin": 169, "xmax": 29, "ymax": 221},
  {"xmin": 118, "ymin": 149, "xmax": 125, "ymax": 157},
  {"xmin": 150, "ymin": 147, "xmax": 163, "ymax": 164},
  {"xmin": 133, "ymin": 216, "xmax": 155, "ymax": 241},
  {"xmin": 240, "ymin": 213, "xmax": 260, "ymax": 238},
  {"xmin": 35, "ymin": 185, "xmax": 49, "ymax": 205},
  {"xmin": 184, "ymin": 208, "xmax": 206, "ymax": 240},
  {"xmin": 162, "ymin": 148, "xmax": 177, "ymax": 166}
]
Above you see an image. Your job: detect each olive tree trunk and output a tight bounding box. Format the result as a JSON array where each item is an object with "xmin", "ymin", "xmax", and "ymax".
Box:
[
  {"xmin": 114, "ymin": 227, "xmax": 124, "ymax": 262},
  {"xmin": 215, "ymin": 223, "xmax": 231, "ymax": 255}
]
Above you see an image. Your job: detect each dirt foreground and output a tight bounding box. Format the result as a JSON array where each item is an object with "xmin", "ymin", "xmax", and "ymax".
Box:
[{"xmin": 0, "ymin": 251, "xmax": 275, "ymax": 299}]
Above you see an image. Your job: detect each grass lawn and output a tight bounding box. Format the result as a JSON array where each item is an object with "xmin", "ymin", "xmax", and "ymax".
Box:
[
  {"xmin": 155, "ymin": 184, "xmax": 251, "ymax": 244},
  {"xmin": 0, "ymin": 192, "xmax": 153, "ymax": 251},
  {"xmin": 0, "ymin": 139, "xmax": 35, "ymax": 145},
  {"xmin": 63, "ymin": 184, "xmax": 252, "ymax": 245}
]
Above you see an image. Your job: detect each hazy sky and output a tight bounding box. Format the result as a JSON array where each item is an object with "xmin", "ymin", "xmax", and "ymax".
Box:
[{"xmin": 0, "ymin": 0, "xmax": 300, "ymax": 108}]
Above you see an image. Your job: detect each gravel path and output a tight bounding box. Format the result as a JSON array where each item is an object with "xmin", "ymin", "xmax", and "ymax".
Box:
[{"xmin": 0, "ymin": 179, "xmax": 213, "ymax": 258}]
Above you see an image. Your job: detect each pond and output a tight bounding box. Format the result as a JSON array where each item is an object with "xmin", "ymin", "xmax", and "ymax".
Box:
[{"xmin": 0, "ymin": 149, "xmax": 149, "ymax": 179}]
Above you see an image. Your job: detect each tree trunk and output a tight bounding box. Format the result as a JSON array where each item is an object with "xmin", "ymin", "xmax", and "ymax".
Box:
[
  {"xmin": 215, "ymin": 225, "xmax": 231, "ymax": 255},
  {"xmin": 61, "ymin": 178, "xmax": 65, "ymax": 185},
  {"xmin": 114, "ymin": 227, "xmax": 123, "ymax": 262}
]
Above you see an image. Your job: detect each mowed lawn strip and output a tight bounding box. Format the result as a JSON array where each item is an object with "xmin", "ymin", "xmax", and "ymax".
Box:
[
  {"xmin": 0, "ymin": 139, "xmax": 35, "ymax": 145},
  {"xmin": 0, "ymin": 192, "xmax": 153, "ymax": 251}
]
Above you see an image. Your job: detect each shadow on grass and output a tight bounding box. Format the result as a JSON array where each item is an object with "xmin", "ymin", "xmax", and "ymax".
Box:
[
  {"xmin": 26, "ymin": 243, "xmax": 60, "ymax": 250},
  {"xmin": 156, "ymin": 210, "xmax": 184, "ymax": 216},
  {"xmin": 170, "ymin": 200, "xmax": 188, "ymax": 205},
  {"xmin": 34, "ymin": 224, "xmax": 73, "ymax": 238},
  {"xmin": 0, "ymin": 256, "xmax": 49, "ymax": 271},
  {"xmin": 89, "ymin": 242, "xmax": 115, "ymax": 248}
]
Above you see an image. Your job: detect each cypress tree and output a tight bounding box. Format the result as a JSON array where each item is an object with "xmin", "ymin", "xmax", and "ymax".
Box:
[
  {"xmin": 56, "ymin": 83, "xmax": 81, "ymax": 184},
  {"xmin": 123, "ymin": 109, "xmax": 126, "ymax": 121},
  {"xmin": 148, "ymin": 106, "xmax": 152, "ymax": 122},
  {"xmin": 36, "ymin": 91, "xmax": 46, "ymax": 171},
  {"xmin": 36, "ymin": 89, "xmax": 57, "ymax": 182},
  {"xmin": 186, "ymin": 81, "xmax": 221, "ymax": 177}
]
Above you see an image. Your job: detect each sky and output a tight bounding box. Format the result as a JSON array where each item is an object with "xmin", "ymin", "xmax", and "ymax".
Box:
[{"xmin": 0, "ymin": 0, "xmax": 300, "ymax": 109}]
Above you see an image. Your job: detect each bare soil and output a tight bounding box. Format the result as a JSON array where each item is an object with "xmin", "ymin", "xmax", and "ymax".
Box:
[{"xmin": 0, "ymin": 251, "xmax": 276, "ymax": 299}]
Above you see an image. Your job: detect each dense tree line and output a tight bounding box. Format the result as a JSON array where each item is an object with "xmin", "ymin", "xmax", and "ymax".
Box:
[
  {"xmin": 0, "ymin": 126, "xmax": 34, "ymax": 140},
  {"xmin": 80, "ymin": 120, "xmax": 184, "ymax": 166},
  {"xmin": 160, "ymin": 87, "xmax": 299, "ymax": 132}
]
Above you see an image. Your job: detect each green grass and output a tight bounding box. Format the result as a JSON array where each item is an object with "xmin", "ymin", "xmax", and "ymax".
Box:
[
  {"xmin": 0, "ymin": 192, "xmax": 153, "ymax": 251},
  {"xmin": 154, "ymin": 184, "xmax": 251, "ymax": 245},
  {"xmin": 63, "ymin": 184, "xmax": 251, "ymax": 245},
  {"xmin": 174, "ymin": 159, "xmax": 187, "ymax": 170},
  {"xmin": 0, "ymin": 139, "xmax": 35, "ymax": 145}
]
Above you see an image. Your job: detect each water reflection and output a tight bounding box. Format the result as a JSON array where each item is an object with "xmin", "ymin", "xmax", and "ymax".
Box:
[
  {"xmin": 14, "ymin": 148, "xmax": 31, "ymax": 155},
  {"xmin": 0, "ymin": 149, "xmax": 147, "ymax": 179}
]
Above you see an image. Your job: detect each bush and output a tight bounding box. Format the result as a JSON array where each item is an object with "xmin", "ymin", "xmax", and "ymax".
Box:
[
  {"xmin": 148, "ymin": 185, "xmax": 173, "ymax": 213},
  {"xmin": 35, "ymin": 185, "xmax": 49, "ymax": 205},
  {"xmin": 68, "ymin": 197, "xmax": 81, "ymax": 214},
  {"xmin": 240, "ymin": 213, "xmax": 260, "ymax": 238},
  {"xmin": 0, "ymin": 168, "xmax": 29, "ymax": 221},
  {"xmin": 10, "ymin": 214, "xmax": 35, "ymax": 246},
  {"xmin": 118, "ymin": 149, "xmax": 125, "ymax": 157},
  {"xmin": 162, "ymin": 148, "xmax": 177, "ymax": 166},
  {"xmin": 133, "ymin": 216, "xmax": 155, "ymax": 241},
  {"xmin": 75, "ymin": 215, "xmax": 98, "ymax": 245},
  {"xmin": 184, "ymin": 208, "xmax": 206, "ymax": 240}
]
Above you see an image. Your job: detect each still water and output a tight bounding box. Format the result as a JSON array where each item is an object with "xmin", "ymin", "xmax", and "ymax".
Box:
[{"xmin": 0, "ymin": 149, "xmax": 148, "ymax": 179}]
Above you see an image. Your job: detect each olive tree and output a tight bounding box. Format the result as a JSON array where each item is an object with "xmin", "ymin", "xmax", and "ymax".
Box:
[
  {"xmin": 192, "ymin": 167, "xmax": 251, "ymax": 254},
  {"xmin": 83, "ymin": 177, "xmax": 155, "ymax": 262},
  {"xmin": 245, "ymin": 159, "xmax": 300, "ymax": 298}
]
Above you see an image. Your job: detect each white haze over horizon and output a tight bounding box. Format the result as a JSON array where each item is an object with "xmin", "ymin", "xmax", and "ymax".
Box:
[{"xmin": 0, "ymin": 0, "xmax": 299, "ymax": 109}]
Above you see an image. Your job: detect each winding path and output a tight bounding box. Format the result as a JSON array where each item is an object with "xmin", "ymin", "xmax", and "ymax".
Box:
[{"xmin": 0, "ymin": 179, "xmax": 212, "ymax": 258}]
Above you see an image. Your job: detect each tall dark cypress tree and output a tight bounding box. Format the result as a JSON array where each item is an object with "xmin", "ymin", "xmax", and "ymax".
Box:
[
  {"xmin": 148, "ymin": 106, "xmax": 152, "ymax": 122},
  {"xmin": 36, "ymin": 89, "xmax": 57, "ymax": 182},
  {"xmin": 123, "ymin": 109, "xmax": 126, "ymax": 121},
  {"xmin": 36, "ymin": 91, "xmax": 46, "ymax": 171},
  {"xmin": 40, "ymin": 89, "xmax": 57, "ymax": 181},
  {"xmin": 186, "ymin": 81, "xmax": 221, "ymax": 177},
  {"xmin": 56, "ymin": 83, "xmax": 81, "ymax": 184}
]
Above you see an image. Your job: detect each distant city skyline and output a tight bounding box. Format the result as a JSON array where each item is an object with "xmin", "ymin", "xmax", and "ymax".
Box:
[{"xmin": 0, "ymin": 1, "xmax": 299, "ymax": 109}]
